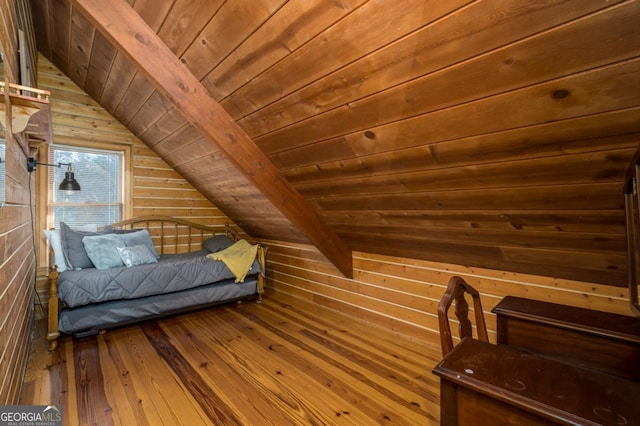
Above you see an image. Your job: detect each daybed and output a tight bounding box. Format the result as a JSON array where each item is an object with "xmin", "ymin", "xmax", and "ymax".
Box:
[{"xmin": 45, "ymin": 215, "xmax": 266, "ymax": 351}]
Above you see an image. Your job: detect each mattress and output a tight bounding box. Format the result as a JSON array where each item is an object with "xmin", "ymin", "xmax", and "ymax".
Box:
[
  {"xmin": 58, "ymin": 278, "xmax": 259, "ymax": 335},
  {"xmin": 57, "ymin": 249, "xmax": 261, "ymax": 308}
]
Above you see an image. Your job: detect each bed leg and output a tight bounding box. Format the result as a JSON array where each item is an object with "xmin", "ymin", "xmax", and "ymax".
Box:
[
  {"xmin": 256, "ymin": 270, "xmax": 264, "ymax": 304},
  {"xmin": 47, "ymin": 267, "xmax": 60, "ymax": 351},
  {"xmin": 257, "ymin": 245, "xmax": 266, "ymax": 303}
]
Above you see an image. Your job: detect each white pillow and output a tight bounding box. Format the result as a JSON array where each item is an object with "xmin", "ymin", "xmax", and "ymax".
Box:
[{"xmin": 43, "ymin": 224, "xmax": 98, "ymax": 272}]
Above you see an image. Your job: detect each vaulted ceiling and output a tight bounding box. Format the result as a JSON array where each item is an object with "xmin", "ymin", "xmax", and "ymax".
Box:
[{"xmin": 30, "ymin": 0, "xmax": 640, "ymax": 286}]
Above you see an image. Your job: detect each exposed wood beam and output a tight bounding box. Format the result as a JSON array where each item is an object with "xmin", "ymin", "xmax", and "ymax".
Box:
[{"xmin": 69, "ymin": 0, "xmax": 353, "ymax": 278}]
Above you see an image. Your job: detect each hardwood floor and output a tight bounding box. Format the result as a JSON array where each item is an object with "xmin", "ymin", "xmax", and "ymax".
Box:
[{"xmin": 20, "ymin": 291, "xmax": 442, "ymax": 425}]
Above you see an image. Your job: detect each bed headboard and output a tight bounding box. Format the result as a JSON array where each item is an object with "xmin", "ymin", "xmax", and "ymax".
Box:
[{"xmin": 108, "ymin": 215, "xmax": 240, "ymax": 255}]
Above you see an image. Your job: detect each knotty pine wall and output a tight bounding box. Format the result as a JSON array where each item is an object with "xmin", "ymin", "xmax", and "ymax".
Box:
[
  {"xmin": 0, "ymin": 0, "xmax": 38, "ymax": 405},
  {"xmin": 265, "ymin": 239, "xmax": 632, "ymax": 347}
]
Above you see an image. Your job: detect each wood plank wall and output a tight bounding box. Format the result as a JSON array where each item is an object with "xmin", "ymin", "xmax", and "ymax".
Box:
[
  {"xmin": 0, "ymin": 0, "xmax": 37, "ymax": 405},
  {"xmin": 264, "ymin": 239, "xmax": 632, "ymax": 346},
  {"xmin": 33, "ymin": 53, "xmax": 238, "ymax": 308}
]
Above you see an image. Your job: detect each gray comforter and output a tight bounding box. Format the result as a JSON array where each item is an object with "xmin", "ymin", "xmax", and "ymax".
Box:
[{"xmin": 57, "ymin": 249, "xmax": 261, "ymax": 308}]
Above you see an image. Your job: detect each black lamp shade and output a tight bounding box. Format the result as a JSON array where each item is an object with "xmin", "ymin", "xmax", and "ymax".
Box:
[{"xmin": 59, "ymin": 170, "xmax": 81, "ymax": 192}]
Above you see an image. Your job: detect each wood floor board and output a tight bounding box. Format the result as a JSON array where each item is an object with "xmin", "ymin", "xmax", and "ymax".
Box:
[
  {"xmin": 143, "ymin": 321, "xmax": 247, "ymax": 425},
  {"xmin": 225, "ymin": 304, "xmax": 435, "ymax": 424},
  {"xmin": 99, "ymin": 327, "xmax": 209, "ymax": 426},
  {"xmin": 216, "ymin": 311, "xmax": 396, "ymax": 425},
  {"xmin": 74, "ymin": 338, "xmax": 114, "ymax": 426},
  {"xmin": 250, "ymin": 297, "xmax": 436, "ymax": 385},
  {"xmin": 162, "ymin": 317, "xmax": 307, "ymax": 425},
  {"xmin": 20, "ymin": 292, "xmax": 440, "ymax": 425},
  {"xmin": 98, "ymin": 333, "xmax": 165, "ymax": 426},
  {"xmin": 171, "ymin": 307, "xmax": 378, "ymax": 425}
]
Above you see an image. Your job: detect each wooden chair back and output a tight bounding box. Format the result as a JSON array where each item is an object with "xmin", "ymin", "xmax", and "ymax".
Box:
[{"xmin": 438, "ymin": 276, "xmax": 489, "ymax": 356}]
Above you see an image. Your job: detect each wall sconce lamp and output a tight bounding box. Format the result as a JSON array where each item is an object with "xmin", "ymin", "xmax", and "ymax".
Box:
[{"xmin": 27, "ymin": 157, "xmax": 81, "ymax": 193}]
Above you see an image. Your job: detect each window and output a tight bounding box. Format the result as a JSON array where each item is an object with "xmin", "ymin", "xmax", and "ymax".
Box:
[{"xmin": 48, "ymin": 144, "xmax": 124, "ymax": 228}]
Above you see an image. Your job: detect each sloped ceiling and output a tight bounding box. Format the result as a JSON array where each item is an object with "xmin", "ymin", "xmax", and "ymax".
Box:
[{"xmin": 30, "ymin": 0, "xmax": 640, "ymax": 286}]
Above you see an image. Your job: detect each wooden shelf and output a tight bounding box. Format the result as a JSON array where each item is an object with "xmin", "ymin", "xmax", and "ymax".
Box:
[{"xmin": 0, "ymin": 81, "xmax": 52, "ymax": 146}]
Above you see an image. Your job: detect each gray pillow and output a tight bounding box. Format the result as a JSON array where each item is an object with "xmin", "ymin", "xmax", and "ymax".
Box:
[
  {"xmin": 60, "ymin": 222, "xmax": 113, "ymax": 269},
  {"xmin": 117, "ymin": 245, "xmax": 158, "ymax": 267},
  {"xmin": 118, "ymin": 229, "xmax": 160, "ymax": 258},
  {"xmin": 112, "ymin": 228, "xmax": 143, "ymax": 234},
  {"xmin": 82, "ymin": 234, "xmax": 126, "ymax": 270},
  {"xmin": 203, "ymin": 235, "xmax": 234, "ymax": 253}
]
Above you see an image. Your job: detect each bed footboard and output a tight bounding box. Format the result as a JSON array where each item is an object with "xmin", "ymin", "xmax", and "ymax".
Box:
[
  {"xmin": 256, "ymin": 245, "xmax": 267, "ymax": 302},
  {"xmin": 226, "ymin": 223, "xmax": 267, "ymax": 301}
]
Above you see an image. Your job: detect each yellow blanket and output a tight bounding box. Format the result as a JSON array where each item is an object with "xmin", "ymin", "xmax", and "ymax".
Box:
[{"xmin": 207, "ymin": 239, "xmax": 258, "ymax": 283}]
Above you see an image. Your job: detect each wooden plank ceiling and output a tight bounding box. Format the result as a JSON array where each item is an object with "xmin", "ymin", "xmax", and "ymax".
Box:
[{"xmin": 30, "ymin": 0, "xmax": 640, "ymax": 287}]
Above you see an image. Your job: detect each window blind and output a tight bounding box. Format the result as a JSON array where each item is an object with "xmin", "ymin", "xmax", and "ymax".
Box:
[{"xmin": 48, "ymin": 144, "xmax": 124, "ymax": 228}]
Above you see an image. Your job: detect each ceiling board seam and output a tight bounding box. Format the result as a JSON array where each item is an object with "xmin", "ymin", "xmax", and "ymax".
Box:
[
  {"xmin": 193, "ymin": 0, "xmax": 290, "ymax": 84},
  {"xmin": 108, "ymin": 56, "xmax": 139, "ymax": 114},
  {"xmin": 242, "ymin": 0, "xmax": 636, "ymax": 142},
  {"xmin": 323, "ymin": 209, "xmax": 623, "ymax": 215},
  {"xmin": 69, "ymin": 12, "xmax": 96, "ymax": 88},
  {"xmin": 263, "ymin": 61, "xmax": 640, "ymax": 160},
  {"xmin": 167, "ymin": 0, "xmax": 226, "ymax": 58},
  {"xmin": 137, "ymin": 107, "xmax": 182, "ymax": 142},
  {"xmin": 278, "ymin": 129, "xmax": 640, "ymax": 177},
  {"xmin": 338, "ymin": 231, "xmax": 626, "ymax": 256},
  {"xmin": 179, "ymin": 2, "xmax": 225, "ymax": 58},
  {"xmin": 338, "ymin": 226, "xmax": 627, "ymax": 239},
  {"xmin": 142, "ymin": 0, "xmax": 177, "ymax": 33},
  {"xmin": 337, "ymin": 226, "xmax": 627, "ymax": 244},
  {"xmin": 285, "ymin": 144, "xmax": 638, "ymax": 188},
  {"xmin": 276, "ymin": 129, "xmax": 640, "ymax": 192},
  {"xmin": 216, "ymin": 0, "xmax": 375, "ymax": 110},
  {"xmin": 305, "ymin": 180, "xmax": 623, "ymax": 197},
  {"xmin": 64, "ymin": 0, "xmax": 73, "ymax": 76},
  {"xmin": 124, "ymin": 87, "xmax": 161, "ymax": 126},
  {"xmin": 257, "ymin": 55, "xmax": 640, "ymax": 157},
  {"xmin": 40, "ymin": 0, "xmax": 52, "ymax": 59},
  {"xmin": 230, "ymin": 0, "xmax": 480, "ymax": 124},
  {"xmin": 86, "ymin": 32, "xmax": 115, "ymax": 102}
]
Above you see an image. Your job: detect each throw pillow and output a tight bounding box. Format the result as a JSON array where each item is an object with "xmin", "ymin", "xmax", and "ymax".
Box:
[
  {"xmin": 82, "ymin": 234, "xmax": 126, "ymax": 270},
  {"xmin": 112, "ymin": 228, "xmax": 143, "ymax": 234},
  {"xmin": 203, "ymin": 235, "xmax": 234, "ymax": 253},
  {"xmin": 118, "ymin": 230, "xmax": 160, "ymax": 258},
  {"xmin": 117, "ymin": 245, "xmax": 158, "ymax": 267},
  {"xmin": 60, "ymin": 222, "xmax": 113, "ymax": 270}
]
